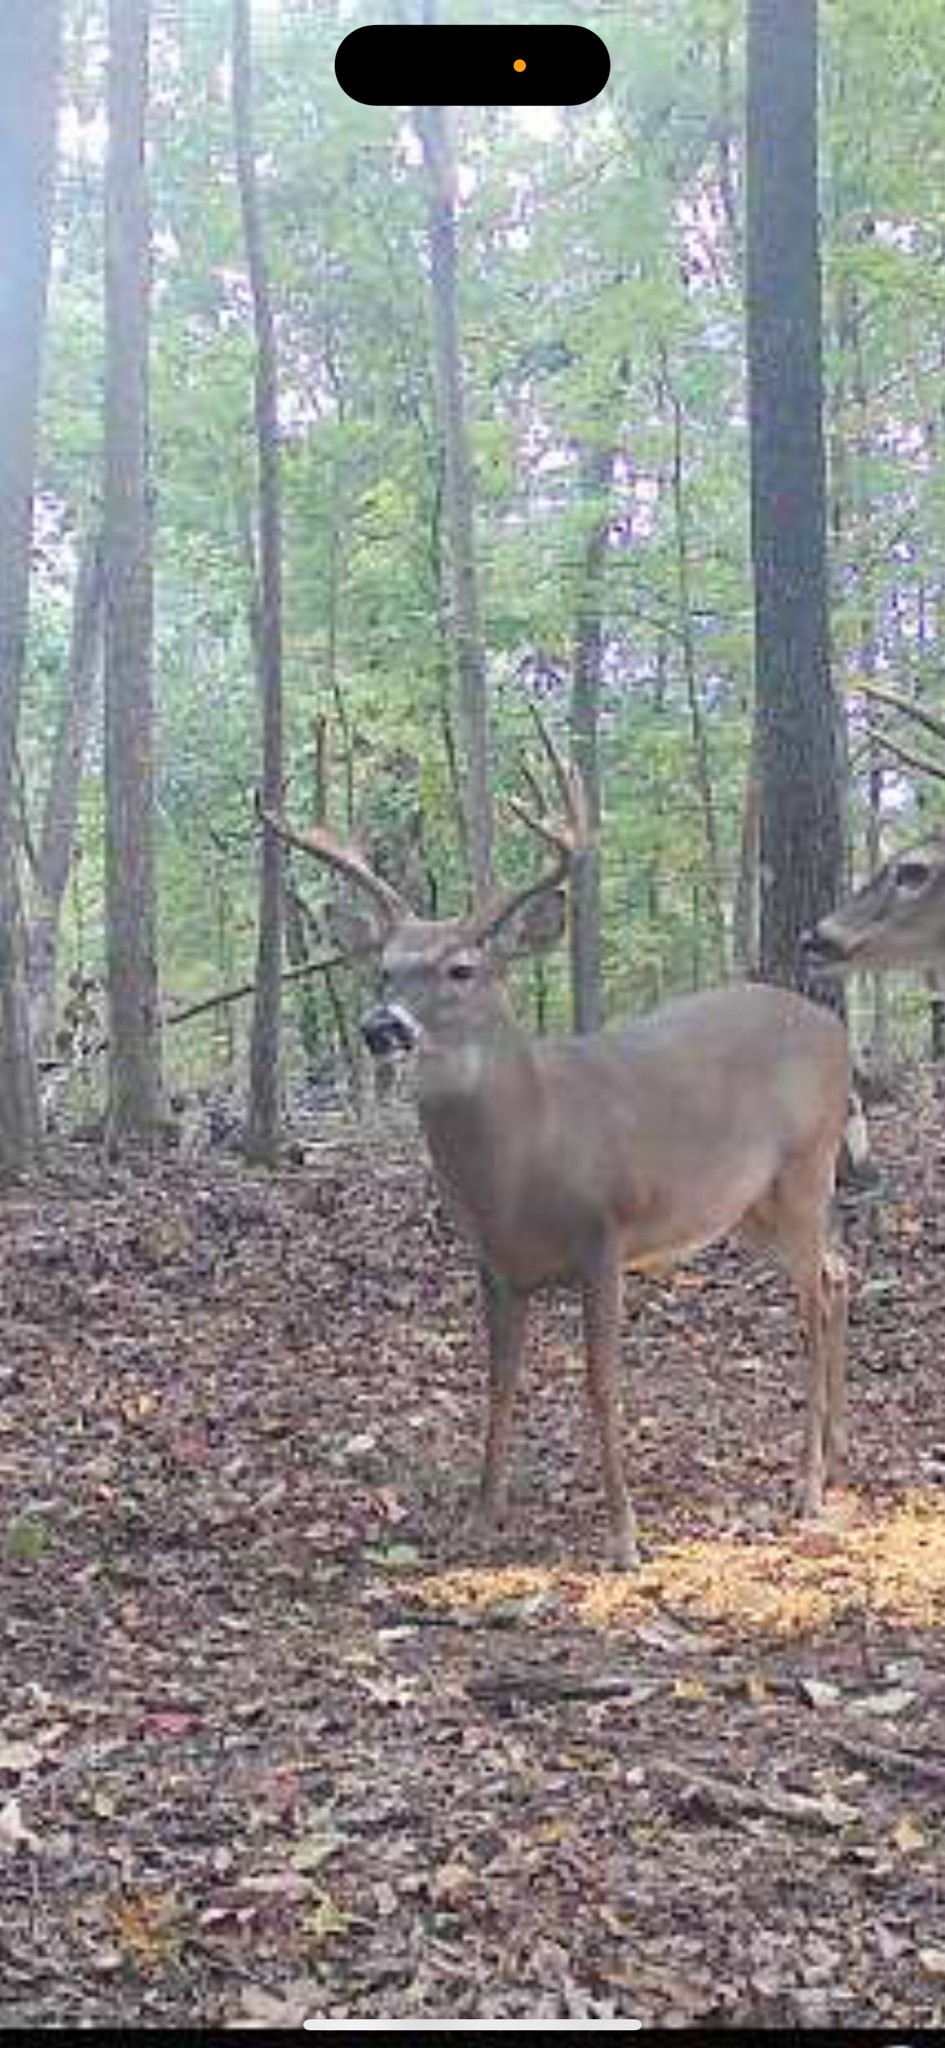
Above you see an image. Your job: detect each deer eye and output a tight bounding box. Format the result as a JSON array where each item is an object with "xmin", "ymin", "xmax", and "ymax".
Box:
[
  {"xmin": 895, "ymin": 859, "xmax": 932, "ymax": 891},
  {"xmin": 447, "ymin": 957, "xmax": 477, "ymax": 983}
]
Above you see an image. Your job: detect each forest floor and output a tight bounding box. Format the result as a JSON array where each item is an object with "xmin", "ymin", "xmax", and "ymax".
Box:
[{"xmin": 2, "ymin": 1084, "xmax": 945, "ymax": 2028}]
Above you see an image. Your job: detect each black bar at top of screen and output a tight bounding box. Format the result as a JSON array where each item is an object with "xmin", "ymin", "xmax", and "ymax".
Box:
[{"xmin": 334, "ymin": 24, "xmax": 611, "ymax": 108}]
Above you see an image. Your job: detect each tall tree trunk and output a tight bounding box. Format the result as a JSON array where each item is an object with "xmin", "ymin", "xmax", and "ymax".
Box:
[
  {"xmin": 104, "ymin": 0, "xmax": 163, "ymax": 1140},
  {"xmin": 864, "ymin": 735, "xmax": 891, "ymax": 1073},
  {"xmin": 310, "ymin": 715, "xmax": 364, "ymax": 1116},
  {"xmin": 0, "ymin": 0, "xmax": 62, "ymax": 1174},
  {"xmin": 28, "ymin": 528, "xmax": 103, "ymax": 1056},
  {"xmin": 847, "ymin": 300, "xmax": 890, "ymax": 1077},
  {"xmin": 569, "ymin": 443, "xmax": 613, "ymax": 1033},
  {"xmin": 745, "ymin": 0, "xmax": 844, "ymax": 995},
  {"xmin": 664, "ymin": 366, "xmax": 728, "ymax": 978},
  {"xmin": 232, "ymin": 0, "xmax": 284, "ymax": 1166},
  {"xmin": 716, "ymin": 23, "xmax": 742, "ymax": 264},
  {"xmin": 732, "ymin": 742, "xmax": 761, "ymax": 974},
  {"xmin": 415, "ymin": 100, "xmax": 493, "ymax": 904},
  {"xmin": 428, "ymin": 454, "xmax": 472, "ymax": 897}
]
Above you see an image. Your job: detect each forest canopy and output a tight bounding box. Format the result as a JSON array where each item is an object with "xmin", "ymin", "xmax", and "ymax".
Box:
[{"xmin": 15, "ymin": 0, "xmax": 945, "ymax": 1119}]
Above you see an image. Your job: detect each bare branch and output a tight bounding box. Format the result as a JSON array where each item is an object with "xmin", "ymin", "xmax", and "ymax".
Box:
[
  {"xmin": 867, "ymin": 729, "xmax": 945, "ymax": 786},
  {"xmin": 163, "ymin": 953, "xmax": 347, "ymax": 1031},
  {"xmin": 44, "ymin": 952, "xmax": 347, "ymax": 1076},
  {"xmin": 856, "ymin": 679, "xmax": 945, "ymax": 750}
]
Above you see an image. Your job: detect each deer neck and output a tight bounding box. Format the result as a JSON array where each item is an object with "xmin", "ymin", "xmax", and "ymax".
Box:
[
  {"xmin": 417, "ymin": 1000, "xmax": 536, "ymax": 1108},
  {"xmin": 414, "ymin": 1006, "xmax": 542, "ymax": 1216}
]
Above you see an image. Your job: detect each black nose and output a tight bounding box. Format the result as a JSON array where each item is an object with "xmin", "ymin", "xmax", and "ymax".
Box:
[
  {"xmin": 361, "ymin": 1005, "xmax": 415, "ymax": 1058},
  {"xmin": 798, "ymin": 927, "xmax": 845, "ymax": 966}
]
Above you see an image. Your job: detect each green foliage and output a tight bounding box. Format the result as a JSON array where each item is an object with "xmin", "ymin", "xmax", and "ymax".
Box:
[{"xmin": 24, "ymin": 0, "xmax": 945, "ymax": 1080}]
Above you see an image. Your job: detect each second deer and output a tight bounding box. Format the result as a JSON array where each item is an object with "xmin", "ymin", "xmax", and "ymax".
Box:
[
  {"xmin": 803, "ymin": 838, "xmax": 945, "ymax": 976},
  {"xmin": 270, "ymin": 721, "xmax": 850, "ymax": 1568}
]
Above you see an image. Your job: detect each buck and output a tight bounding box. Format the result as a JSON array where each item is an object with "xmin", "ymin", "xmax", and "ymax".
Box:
[
  {"xmin": 268, "ymin": 723, "xmax": 849, "ymax": 1568},
  {"xmin": 803, "ymin": 838, "xmax": 945, "ymax": 976}
]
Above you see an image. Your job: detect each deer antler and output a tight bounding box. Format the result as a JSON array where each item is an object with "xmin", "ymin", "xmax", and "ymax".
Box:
[
  {"xmin": 472, "ymin": 704, "xmax": 593, "ymax": 941},
  {"xmin": 259, "ymin": 805, "xmax": 409, "ymax": 929}
]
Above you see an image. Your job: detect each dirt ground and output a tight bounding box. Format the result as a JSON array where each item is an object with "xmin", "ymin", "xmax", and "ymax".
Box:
[{"xmin": 2, "ymin": 1086, "xmax": 945, "ymax": 2028}]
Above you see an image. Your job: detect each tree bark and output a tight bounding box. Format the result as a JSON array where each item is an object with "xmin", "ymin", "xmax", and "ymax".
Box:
[
  {"xmin": 664, "ymin": 366, "xmax": 728, "ymax": 979},
  {"xmin": 415, "ymin": 100, "xmax": 493, "ymax": 905},
  {"xmin": 104, "ymin": 0, "xmax": 164, "ymax": 1140},
  {"xmin": 0, "ymin": 0, "xmax": 63, "ymax": 1174},
  {"xmin": 746, "ymin": 0, "xmax": 844, "ymax": 995},
  {"xmin": 232, "ymin": 0, "xmax": 285, "ymax": 1166},
  {"xmin": 569, "ymin": 443, "xmax": 613, "ymax": 1034},
  {"xmin": 27, "ymin": 528, "xmax": 103, "ymax": 1057},
  {"xmin": 732, "ymin": 744, "xmax": 761, "ymax": 975}
]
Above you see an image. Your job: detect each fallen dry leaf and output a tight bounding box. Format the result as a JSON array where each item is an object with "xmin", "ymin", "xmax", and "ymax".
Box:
[{"xmin": 0, "ymin": 1796, "xmax": 41, "ymax": 1854}]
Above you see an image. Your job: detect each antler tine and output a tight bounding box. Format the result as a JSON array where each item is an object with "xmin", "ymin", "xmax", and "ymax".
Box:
[
  {"xmin": 259, "ymin": 807, "xmax": 408, "ymax": 927},
  {"xmin": 470, "ymin": 708, "xmax": 593, "ymax": 941},
  {"xmin": 528, "ymin": 699, "xmax": 577, "ymax": 812},
  {"xmin": 506, "ymin": 704, "xmax": 590, "ymax": 857}
]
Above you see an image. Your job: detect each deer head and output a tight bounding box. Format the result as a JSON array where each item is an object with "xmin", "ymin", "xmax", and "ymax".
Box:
[
  {"xmin": 802, "ymin": 837, "xmax": 945, "ymax": 975},
  {"xmin": 265, "ymin": 708, "xmax": 590, "ymax": 1065}
]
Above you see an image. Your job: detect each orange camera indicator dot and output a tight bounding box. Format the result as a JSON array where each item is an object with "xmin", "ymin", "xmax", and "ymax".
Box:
[{"xmin": 513, "ymin": 57, "xmax": 526, "ymax": 72}]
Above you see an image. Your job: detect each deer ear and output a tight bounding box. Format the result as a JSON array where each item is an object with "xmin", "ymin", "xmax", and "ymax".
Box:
[
  {"xmin": 492, "ymin": 887, "xmax": 567, "ymax": 960},
  {"xmin": 324, "ymin": 900, "xmax": 384, "ymax": 959}
]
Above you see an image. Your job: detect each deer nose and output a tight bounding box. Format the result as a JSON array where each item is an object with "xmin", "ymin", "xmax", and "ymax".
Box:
[
  {"xmin": 798, "ymin": 925, "xmax": 846, "ymax": 967},
  {"xmin": 361, "ymin": 1003, "xmax": 417, "ymax": 1057}
]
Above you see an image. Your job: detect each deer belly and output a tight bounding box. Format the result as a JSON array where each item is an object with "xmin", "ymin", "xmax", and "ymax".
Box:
[{"xmin": 616, "ymin": 1159, "xmax": 775, "ymax": 1273}]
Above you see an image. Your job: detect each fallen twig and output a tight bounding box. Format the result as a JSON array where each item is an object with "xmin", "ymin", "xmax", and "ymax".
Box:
[
  {"xmin": 650, "ymin": 1759, "xmax": 858, "ymax": 1832},
  {"xmin": 828, "ymin": 1731, "xmax": 945, "ymax": 1793},
  {"xmin": 468, "ymin": 1665, "xmax": 658, "ymax": 1704}
]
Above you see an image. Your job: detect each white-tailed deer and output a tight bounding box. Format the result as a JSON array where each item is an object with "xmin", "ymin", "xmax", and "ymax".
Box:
[
  {"xmin": 269, "ymin": 720, "xmax": 849, "ymax": 1568},
  {"xmin": 803, "ymin": 838, "xmax": 945, "ymax": 976},
  {"xmin": 803, "ymin": 678, "xmax": 945, "ymax": 976}
]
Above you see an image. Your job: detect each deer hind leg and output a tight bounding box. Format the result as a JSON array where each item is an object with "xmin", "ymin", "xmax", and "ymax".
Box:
[
  {"xmin": 474, "ymin": 1268, "xmax": 530, "ymax": 1534},
  {"xmin": 582, "ymin": 1235, "xmax": 639, "ymax": 1570},
  {"xmin": 744, "ymin": 1170, "xmax": 848, "ymax": 1519}
]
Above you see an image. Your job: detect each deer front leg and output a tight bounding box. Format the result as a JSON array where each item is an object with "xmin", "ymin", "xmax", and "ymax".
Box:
[
  {"xmin": 793, "ymin": 1242, "xmax": 850, "ymax": 1518},
  {"xmin": 582, "ymin": 1236, "xmax": 639, "ymax": 1570},
  {"xmin": 823, "ymin": 1246, "xmax": 849, "ymax": 1486},
  {"xmin": 473, "ymin": 1267, "xmax": 529, "ymax": 1535}
]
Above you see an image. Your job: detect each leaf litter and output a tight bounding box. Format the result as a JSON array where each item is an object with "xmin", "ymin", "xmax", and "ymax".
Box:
[{"xmin": 0, "ymin": 1089, "xmax": 944, "ymax": 2025}]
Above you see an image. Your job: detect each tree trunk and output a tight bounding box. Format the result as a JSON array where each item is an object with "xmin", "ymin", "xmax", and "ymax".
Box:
[
  {"xmin": 865, "ymin": 740, "xmax": 891, "ymax": 1075},
  {"xmin": 847, "ymin": 281, "xmax": 890, "ymax": 1076},
  {"xmin": 664, "ymin": 365, "xmax": 728, "ymax": 979},
  {"xmin": 306, "ymin": 727, "xmax": 364, "ymax": 1116},
  {"xmin": 428, "ymin": 452, "xmax": 472, "ymax": 898},
  {"xmin": 0, "ymin": 0, "xmax": 62, "ymax": 1174},
  {"xmin": 415, "ymin": 100, "xmax": 493, "ymax": 905},
  {"xmin": 569, "ymin": 443, "xmax": 613, "ymax": 1033},
  {"xmin": 732, "ymin": 744, "xmax": 761, "ymax": 975},
  {"xmin": 232, "ymin": 0, "xmax": 284, "ymax": 1166},
  {"xmin": 716, "ymin": 23, "xmax": 742, "ymax": 265},
  {"xmin": 104, "ymin": 0, "xmax": 163, "ymax": 1141},
  {"xmin": 746, "ymin": 0, "xmax": 844, "ymax": 996},
  {"xmin": 27, "ymin": 528, "xmax": 103, "ymax": 1056},
  {"xmin": 929, "ymin": 975, "xmax": 945, "ymax": 1065}
]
